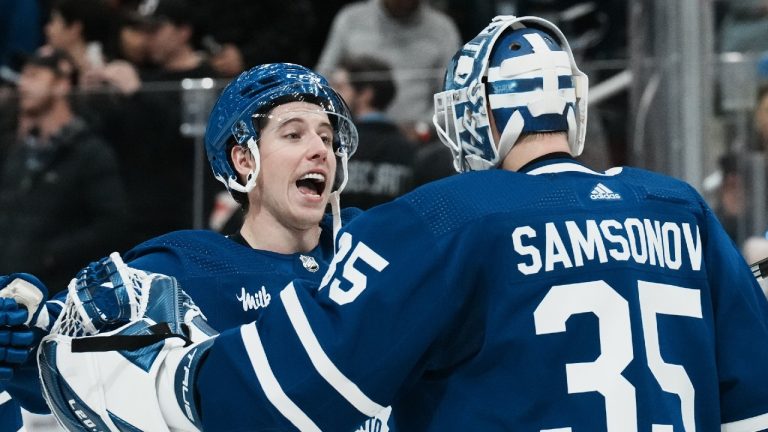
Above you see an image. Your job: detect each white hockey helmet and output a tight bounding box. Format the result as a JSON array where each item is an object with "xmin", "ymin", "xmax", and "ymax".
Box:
[{"xmin": 433, "ymin": 15, "xmax": 588, "ymax": 172}]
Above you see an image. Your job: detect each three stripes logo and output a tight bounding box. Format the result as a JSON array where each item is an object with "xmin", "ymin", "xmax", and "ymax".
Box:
[{"xmin": 590, "ymin": 183, "xmax": 621, "ymax": 200}]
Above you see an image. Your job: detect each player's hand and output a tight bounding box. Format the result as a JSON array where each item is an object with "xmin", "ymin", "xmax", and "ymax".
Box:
[
  {"xmin": 0, "ymin": 273, "xmax": 48, "ymax": 329},
  {"xmin": 0, "ymin": 298, "xmax": 36, "ymax": 379},
  {"xmin": 0, "ymin": 274, "xmax": 50, "ymax": 380},
  {"xmin": 72, "ymin": 255, "xmax": 137, "ymax": 332}
]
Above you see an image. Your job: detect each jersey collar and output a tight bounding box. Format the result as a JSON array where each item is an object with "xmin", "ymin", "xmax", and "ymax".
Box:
[{"xmin": 520, "ymin": 154, "xmax": 623, "ymax": 177}]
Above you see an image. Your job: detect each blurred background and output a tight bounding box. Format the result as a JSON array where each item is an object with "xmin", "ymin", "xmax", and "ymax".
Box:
[
  {"xmin": 2, "ymin": 0, "xmax": 768, "ymax": 292},
  {"xmin": 3, "ymin": 0, "xmax": 768, "ymax": 429}
]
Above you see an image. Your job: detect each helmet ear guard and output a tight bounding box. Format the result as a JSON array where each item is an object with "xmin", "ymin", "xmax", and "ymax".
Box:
[
  {"xmin": 221, "ymin": 136, "xmax": 260, "ymax": 194},
  {"xmin": 433, "ymin": 16, "xmax": 588, "ymax": 172}
]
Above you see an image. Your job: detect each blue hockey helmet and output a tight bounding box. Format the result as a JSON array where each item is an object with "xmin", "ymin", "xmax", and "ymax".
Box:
[
  {"xmin": 433, "ymin": 16, "xmax": 588, "ymax": 172},
  {"xmin": 205, "ymin": 63, "xmax": 358, "ymax": 193}
]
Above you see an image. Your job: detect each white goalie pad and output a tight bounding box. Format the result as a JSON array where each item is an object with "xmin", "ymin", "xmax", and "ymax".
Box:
[
  {"xmin": 39, "ymin": 319, "xmax": 188, "ymax": 432},
  {"xmin": 38, "ymin": 253, "xmax": 217, "ymax": 432}
]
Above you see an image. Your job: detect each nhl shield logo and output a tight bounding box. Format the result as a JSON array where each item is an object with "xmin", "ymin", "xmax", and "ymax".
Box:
[{"xmin": 300, "ymin": 255, "xmax": 319, "ymax": 272}]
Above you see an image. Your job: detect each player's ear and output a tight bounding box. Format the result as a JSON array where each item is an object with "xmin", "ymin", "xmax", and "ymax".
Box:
[{"xmin": 230, "ymin": 145, "xmax": 255, "ymax": 177}]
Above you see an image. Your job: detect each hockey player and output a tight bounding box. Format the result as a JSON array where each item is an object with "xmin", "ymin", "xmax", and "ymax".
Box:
[
  {"xmin": 0, "ymin": 63, "xmax": 391, "ymax": 430},
  {"xmin": 32, "ymin": 15, "xmax": 768, "ymax": 432}
]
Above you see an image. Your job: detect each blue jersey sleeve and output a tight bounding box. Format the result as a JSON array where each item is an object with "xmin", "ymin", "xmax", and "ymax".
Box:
[
  {"xmin": 0, "ymin": 388, "xmax": 22, "ymax": 432},
  {"xmin": 197, "ymin": 197, "xmax": 478, "ymax": 431},
  {"xmin": 195, "ymin": 168, "xmax": 768, "ymax": 431},
  {"xmin": 702, "ymin": 204, "xmax": 768, "ymax": 428}
]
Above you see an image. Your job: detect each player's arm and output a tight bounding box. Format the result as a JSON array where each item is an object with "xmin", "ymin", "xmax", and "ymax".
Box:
[
  {"xmin": 0, "ymin": 249, "xmax": 181, "ymax": 414},
  {"xmin": 190, "ymin": 200, "xmax": 479, "ymax": 431},
  {"xmin": 0, "ymin": 273, "xmax": 52, "ymax": 413},
  {"xmin": 701, "ymin": 204, "xmax": 768, "ymax": 430},
  {"xmin": 37, "ymin": 254, "xmax": 217, "ymax": 432}
]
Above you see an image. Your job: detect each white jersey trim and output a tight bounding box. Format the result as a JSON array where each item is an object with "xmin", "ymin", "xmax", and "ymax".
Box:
[
  {"xmin": 0, "ymin": 391, "xmax": 10, "ymax": 404},
  {"xmin": 527, "ymin": 162, "xmax": 623, "ymax": 176},
  {"xmin": 281, "ymin": 283, "xmax": 387, "ymax": 417},
  {"xmin": 240, "ymin": 323, "xmax": 321, "ymax": 432},
  {"xmin": 721, "ymin": 412, "xmax": 768, "ymax": 432}
]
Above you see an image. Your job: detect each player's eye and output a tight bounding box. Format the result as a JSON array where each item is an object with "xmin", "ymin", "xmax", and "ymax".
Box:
[
  {"xmin": 319, "ymin": 133, "xmax": 333, "ymax": 146},
  {"xmin": 283, "ymin": 131, "xmax": 301, "ymax": 140}
]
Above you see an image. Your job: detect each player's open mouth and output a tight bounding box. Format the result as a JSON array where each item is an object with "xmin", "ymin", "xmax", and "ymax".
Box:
[{"xmin": 296, "ymin": 172, "xmax": 327, "ymax": 197}]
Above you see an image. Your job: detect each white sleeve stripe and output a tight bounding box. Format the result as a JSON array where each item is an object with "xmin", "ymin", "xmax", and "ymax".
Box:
[
  {"xmin": 280, "ymin": 283, "xmax": 386, "ymax": 417},
  {"xmin": 721, "ymin": 412, "xmax": 768, "ymax": 432},
  {"xmin": 240, "ymin": 323, "xmax": 321, "ymax": 432},
  {"xmin": 0, "ymin": 391, "xmax": 10, "ymax": 404}
]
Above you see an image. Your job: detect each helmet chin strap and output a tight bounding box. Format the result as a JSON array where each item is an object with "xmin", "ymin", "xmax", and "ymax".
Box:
[
  {"xmin": 226, "ymin": 137, "xmax": 261, "ymax": 194},
  {"xmin": 495, "ymin": 110, "xmax": 525, "ymax": 167},
  {"xmin": 330, "ymin": 149, "xmax": 349, "ymax": 252}
]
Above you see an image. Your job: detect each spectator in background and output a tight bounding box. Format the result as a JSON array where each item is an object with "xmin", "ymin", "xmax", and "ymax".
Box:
[
  {"xmin": 331, "ymin": 56, "xmax": 417, "ymax": 209},
  {"xmin": 113, "ymin": 6, "xmax": 153, "ymax": 70},
  {"xmin": 713, "ymin": 152, "xmax": 748, "ymax": 243},
  {"xmin": 718, "ymin": 0, "xmax": 768, "ymax": 53},
  {"xmin": 84, "ymin": 0, "xmax": 221, "ymax": 244},
  {"xmin": 86, "ymin": 0, "xmax": 217, "ymax": 96},
  {"xmin": 316, "ymin": 0, "xmax": 460, "ymax": 133},
  {"xmin": 43, "ymin": 0, "xmax": 115, "ymax": 84},
  {"xmin": 411, "ymin": 133, "xmax": 456, "ymax": 187},
  {"xmin": 137, "ymin": 0, "xmax": 215, "ymax": 82},
  {"xmin": 709, "ymin": 85, "xmax": 768, "ymax": 246},
  {"xmin": 190, "ymin": 0, "xmax": 316, "ymax": 77},
  {"xmin": 739, "ymin": 84, "xmax": 768, "ymax": 298},
  {"xmin": 753, "ymin": 83, "xmax": 768, "ymax": 151},
  {"xmin": 0, "ymin": 48, "xmax": 128, "ymax": 295}
]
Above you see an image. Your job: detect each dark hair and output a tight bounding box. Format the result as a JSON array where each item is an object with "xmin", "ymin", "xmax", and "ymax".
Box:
[
  {"xmin": 22, "ymin": 48, "xmax": 79, "ymax": 86},
  {"xmin": 51, "ymin": 0, "xmax": 112, "ymax": 43},
  {"xmin": 137, "ymin": 0, "xmax": 196, "ymax": 29},
  {"xmin": 337, "ymin": 56, "xmax": 397, "ymax": 111}
]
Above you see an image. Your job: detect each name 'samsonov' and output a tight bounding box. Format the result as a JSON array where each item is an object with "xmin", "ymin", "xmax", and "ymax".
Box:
[{"xmin": 511, "ymin": 218, "xmax": 702, "ymax": 275}]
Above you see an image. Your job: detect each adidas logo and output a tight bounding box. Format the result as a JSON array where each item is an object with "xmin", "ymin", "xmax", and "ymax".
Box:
[{"xmin": 590, "ymin": 183, "xmax": 621, "ymax": 200}]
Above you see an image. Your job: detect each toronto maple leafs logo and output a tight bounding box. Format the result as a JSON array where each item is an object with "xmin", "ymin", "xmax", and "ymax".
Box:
[{"xmin": 300, "ymin": 255, "xmax": 319, "ymax": 272}]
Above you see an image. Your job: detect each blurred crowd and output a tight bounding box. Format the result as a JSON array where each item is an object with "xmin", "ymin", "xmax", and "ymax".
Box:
[
  {"xmin": 708, "ymin": 0, "xmax": 768, "ymax": 276},
  {"xmin": 0, "ymin": 0, "xmax": 636, "ymax": 296}
]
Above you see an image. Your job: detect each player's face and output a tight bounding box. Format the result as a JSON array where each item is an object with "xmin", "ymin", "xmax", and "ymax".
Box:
[{"xmin": 254, "ymin": 101, "xmax": 337, "ymax": 230}]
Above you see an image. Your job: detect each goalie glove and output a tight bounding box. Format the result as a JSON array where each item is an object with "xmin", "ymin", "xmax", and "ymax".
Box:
[
  {"xmin": 37, "ymin": 253, "xmax": 217, "ymax": 432},
  {"xmin": 0, "ymin": 273, "xmax": 49, "ymax": 380}
]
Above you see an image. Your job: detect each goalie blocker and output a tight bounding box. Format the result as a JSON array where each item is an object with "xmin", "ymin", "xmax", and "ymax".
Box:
[{"xmin": 37, "ymin": 253, "xmax": 216, "ymax": 432}]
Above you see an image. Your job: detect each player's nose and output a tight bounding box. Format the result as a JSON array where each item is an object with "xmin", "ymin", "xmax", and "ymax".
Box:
[{"xmin": 306, "ymin": 133, "xmax": 329, "ymax": 161}]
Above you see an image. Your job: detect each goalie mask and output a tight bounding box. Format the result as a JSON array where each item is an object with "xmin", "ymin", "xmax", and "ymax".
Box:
[
  {"xmin": 205, "ymin": 63, "xmax": 358, "ymax": 194},
  {"xmin": 433, "ymin": 15, "xmax": 588, "ymax": 172}
]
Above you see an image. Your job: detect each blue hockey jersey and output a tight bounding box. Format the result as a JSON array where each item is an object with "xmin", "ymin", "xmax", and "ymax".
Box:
[
  {"xmin": 120, "ymin": 213, "xmax": 354, "ymax": 331},
  {"xmin": 9, "ymin": 209, "xmax": 395, "ymax": 428},
  {"xmin": 197, "ymin": 158, "xmax": 768, "ymax": 431}
]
